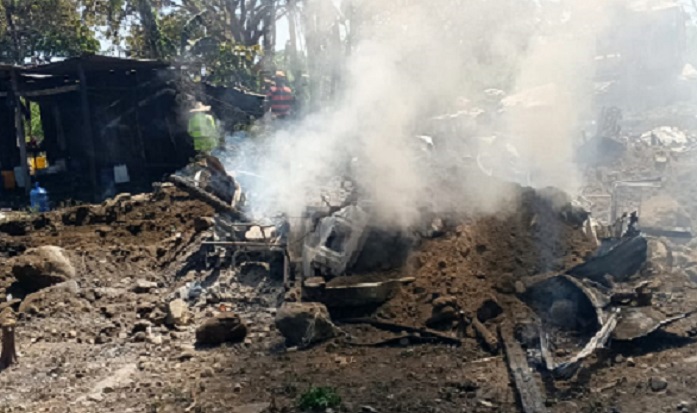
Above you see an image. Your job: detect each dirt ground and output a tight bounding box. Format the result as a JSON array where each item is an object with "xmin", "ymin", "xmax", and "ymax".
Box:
[{"xmin": 3, "ymin": 136, "xmax": 697, "ymax": 413}]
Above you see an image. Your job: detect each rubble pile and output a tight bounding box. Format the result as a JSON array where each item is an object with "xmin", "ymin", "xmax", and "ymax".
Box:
[{"xmin": 3, "ymin": 147, "xmax": 697, "ymax": 413}]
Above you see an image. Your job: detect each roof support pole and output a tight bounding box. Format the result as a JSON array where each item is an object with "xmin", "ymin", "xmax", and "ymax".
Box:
[
  {"xmin": 10, "ymin": 69, "xmax": 30, "ymax": 195},
  {"xmin": 78, "ymin": 63, "xmax": 98, "ymax": 200}
]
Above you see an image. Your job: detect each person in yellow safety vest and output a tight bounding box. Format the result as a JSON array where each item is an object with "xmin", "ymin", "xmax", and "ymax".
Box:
[{"xmin": 188, "ymin": 102, "xmax": 220, "ymax": 153}]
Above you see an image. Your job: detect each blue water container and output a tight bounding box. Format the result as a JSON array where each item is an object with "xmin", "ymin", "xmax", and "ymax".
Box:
[{"xmin": 30, "ymin": 182, "xmax": 49, "ymax": 212}]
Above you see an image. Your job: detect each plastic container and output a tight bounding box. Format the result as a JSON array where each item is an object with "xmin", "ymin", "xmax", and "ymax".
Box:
[
  {"xmin": 29, "ymin": 182, "xmax": 49, "ymax": 212},
  {"xmin": 35, "ymin": 154, "xmax": 48, "ymax": 170},
  {"xmin": 1, "ymin": 171, "xmax": 15, "ymax": 190},
  {"xmin": 13, "ymin": 166, "xmax": 26, "ymax": 188},
  {"xmin": 28, "ymin": 157, "xmax": 36, "ymax": 175}
]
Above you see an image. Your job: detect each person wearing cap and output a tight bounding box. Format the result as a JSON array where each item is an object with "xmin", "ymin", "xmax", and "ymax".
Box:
[
  {"xmin": 266, "ymin": 70, "xmax": 295, "ymax": 119},
  {"xmin": 187, "ymin": 102, "xmax": 220, "ymax": 153}
]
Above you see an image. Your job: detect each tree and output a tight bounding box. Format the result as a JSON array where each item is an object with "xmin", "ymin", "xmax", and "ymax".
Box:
[
  {"xmin": 101, "ymin": 0, "xmax": 285, "ymax": 90},
  {"xmin": 0, "ymin": 0, "xmax": 100, "ymax": 64}
]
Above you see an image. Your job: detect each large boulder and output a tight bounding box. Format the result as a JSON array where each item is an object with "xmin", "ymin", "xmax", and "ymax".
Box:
[
  {"xmin": 195, "ymin": 312, "xmax": 248, "ymax": 346},
  {"xmin": 275, "ymin": 302, "xmax": 338, "ymax": 346},
  {"xmin": 11, "ymin": 246, "xmax": 75, "ymax": 292}
]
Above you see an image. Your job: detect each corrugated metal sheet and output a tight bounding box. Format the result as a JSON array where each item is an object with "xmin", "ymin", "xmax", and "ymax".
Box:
[{"xmin": 26, "ymin": 54, "xmax": 168, "ymax": 75}]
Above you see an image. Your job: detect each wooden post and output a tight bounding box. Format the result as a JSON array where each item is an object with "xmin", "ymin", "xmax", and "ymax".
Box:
[
  {"xmin": 78, "ymin": 63, "xmax": 98, "ymax": 199},
  {"xmin": 133, "ymin": 71, "xmax": 149, "ymax": 175},
  {"xmin": 0, "ymin": 307, "xmax": 17, "ymax": 370},
  {"xmin": 10, "ymin": 69, "xmax": 30, "ymax": 194}
]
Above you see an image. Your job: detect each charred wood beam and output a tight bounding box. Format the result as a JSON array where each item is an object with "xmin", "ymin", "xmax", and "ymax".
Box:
[
  {"xmin": 340, "ymin": 318, "xmax": 462, "ymax": 346},
  {"xmin": 472, "ymin": 317, "xmax": 500, "ymax": 354},
  {"xmin": 499, "ymin": 325, "xmax": 548, "ymax": 413},
  {"xmin": 169, "ymin": 174, "xmax": 241, "ymax": 216}
]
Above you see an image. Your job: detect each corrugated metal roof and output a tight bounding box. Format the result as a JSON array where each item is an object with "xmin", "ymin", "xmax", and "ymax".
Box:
[
  {"xmin": 0, "ymin": 55, "xmax": 168, "ymax": 78},
  {"xmin": 26, "ymin": 54, "xmax": 168, "ymax": 75}
]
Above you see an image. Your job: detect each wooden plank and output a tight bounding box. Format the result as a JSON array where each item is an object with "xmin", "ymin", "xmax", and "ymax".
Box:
[
  {"xmin": 78, "ymin": 64, "xmax": 98, "ymax": 200},
  {"xmin": 0, "ymin": 84, "xmax": 79, "ymax": 98},
  {"xmin": 499, "ymin": 325, "xmax": 548, "ymax": 413}
]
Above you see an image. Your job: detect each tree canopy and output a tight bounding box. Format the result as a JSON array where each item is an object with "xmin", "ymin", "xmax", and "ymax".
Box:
[{"xmin": 0, "ymin": 0, "xmax": 100, "ymax": 64}]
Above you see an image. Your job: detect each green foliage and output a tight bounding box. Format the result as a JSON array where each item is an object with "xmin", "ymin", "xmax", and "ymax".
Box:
[
  {"xmin": 0, "ymin": 0, "xmax": 101, "ymax": 63},
  {"xmin": 200, "ymin": 42, "xmax": 263, "ymax": 89},
  {"xmin": 297, "ymin": 387, "xmax": 342, "ymax": 412},
  {"xmin": 28, "ymin": 102, "xmax": 44, "ymax": 141}
]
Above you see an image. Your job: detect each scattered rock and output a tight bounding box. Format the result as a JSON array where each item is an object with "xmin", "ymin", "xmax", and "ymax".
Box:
[
  {"xmin": 426, "ymin": 305, "xmax": 458, "ymax": 328},
  {"xmin": 177, "ymin": 350, "xmax": 196, "ymax": 361},
  {"xmin": 476, "ymin": 297, "xmax": 503, "ymax": 322},
  {"xmin": 195, "ymin": 312, "xmax": 248, "ymax": 346},
  {"xmin": 231, "ymin": 402, "xmax": 269, "ymax": 413},
  {"xmin": 55, "ymin": 280, "xmax": 80, "ymax": 295},
  {"xmin": 194, "ymin": 216, "xmax": 215, "ymax": 232},
  {"xmin": 275, "ymin": 302, "xmax": 338, "ymax": 346},
  {"xmin": 432, "ymin": 295, "xmax": 457, "ymax": 309},
  {"xmin": 11, "ymin": 246, "xmax": 76, "ymax": 292},
  {"xmin": 649, "ymin": 376, "xmax": 668, "ymax": 392},
  {"xmin": 165, "ymin": 299, "xmax": 191, "ymax": 327},
  {"xmin": 132, "ymin": 280, "xmax": 158, "ymax": 294},
  {"xmin": 514, "ymin": 281, "xmax": 527, "ymax": 295}
]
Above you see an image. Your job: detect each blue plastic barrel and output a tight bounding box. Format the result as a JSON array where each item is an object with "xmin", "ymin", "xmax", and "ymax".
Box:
[{"xmin": 29, "ymin": 182, "xmax": 49, "ymax": 212}]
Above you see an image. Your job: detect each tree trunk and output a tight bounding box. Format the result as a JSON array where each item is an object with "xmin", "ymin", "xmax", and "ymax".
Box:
[
  {"xmin": 3, "ymin": 0, "xmax": 22, "ymax": 63},
  {"xmin": 287, "ymin": 0, "xmax": 300, "ymax": 79},
  {"xmin": 261, "ymin": 0, "xmax": 276, "ymax": 71},
  {"xmin": 135, "ymin": 0, "xmax": 164, "ymax": 59},
  {"xmin": 0, "ymin": 325, "xmax": 17, "ymax": 370}
]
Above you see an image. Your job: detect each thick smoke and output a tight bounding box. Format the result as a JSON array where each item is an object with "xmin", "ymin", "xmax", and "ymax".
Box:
[{"xmin": 223, "ymin": 0, "xmax": 629, "ymax": 229}]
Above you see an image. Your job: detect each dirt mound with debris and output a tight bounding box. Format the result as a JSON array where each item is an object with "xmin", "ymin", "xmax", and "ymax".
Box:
[
  {"xmin": 0, "ymin": 185, "xmax": 214, "ymax": 302},
  {"xmin": 377, "ymin": 186, "xmax": 597, "ymax": 327},
  {"xmin": 0, "ymin": 185, "xmax": 213, "ymax": 253}
]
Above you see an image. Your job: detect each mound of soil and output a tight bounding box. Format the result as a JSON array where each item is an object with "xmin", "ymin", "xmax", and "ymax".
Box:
[{"xmin": 376, "ymin": 186, "xmax": 597, "ymax": 326}]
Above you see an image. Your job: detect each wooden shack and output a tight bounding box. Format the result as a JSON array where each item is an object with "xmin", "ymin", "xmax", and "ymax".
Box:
[{"xmin": 0, "ymin": 55, "xmax": 264, "ymax": 206}]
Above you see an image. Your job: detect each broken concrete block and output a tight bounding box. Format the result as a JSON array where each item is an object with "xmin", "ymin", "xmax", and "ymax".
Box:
[
  {"xmin": 275, "ymin": 302, "xmax": 337, "ymax": 346},
  {"xmin": 303, "ymin": 205, "xmax": 370, "ymax": 279},
  {"xmin": 166, "ymin": 299, "xmax": 191, "ymax": 327},
  {"xmin": 244, "ymin": 225, "xmax": 276, "ymax": 241}
]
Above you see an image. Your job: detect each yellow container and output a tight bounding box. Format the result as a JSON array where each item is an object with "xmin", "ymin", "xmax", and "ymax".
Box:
[
  {"xmin": 35, "ymin": 154, "xmax": 47, "ymax": 170},
  {"xmin": 1, "ymin": 171, "xmax": 15, "ymax": 190}
]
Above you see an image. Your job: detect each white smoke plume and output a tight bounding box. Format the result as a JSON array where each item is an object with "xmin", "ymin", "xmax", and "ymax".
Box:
[{"xmin": 223, "ymin": 0, "xmax": 631, "ymax": 228}]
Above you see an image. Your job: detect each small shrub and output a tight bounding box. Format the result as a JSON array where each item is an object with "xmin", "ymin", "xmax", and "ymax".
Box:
[{"xmin": 297, "ymin": 387, "xmax": 342, "ymax": 411}]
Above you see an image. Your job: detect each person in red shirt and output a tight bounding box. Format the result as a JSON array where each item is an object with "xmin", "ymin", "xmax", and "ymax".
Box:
[{"xmin": 266, "ymin": 70, "xmax": 295, "ymax": 119}]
